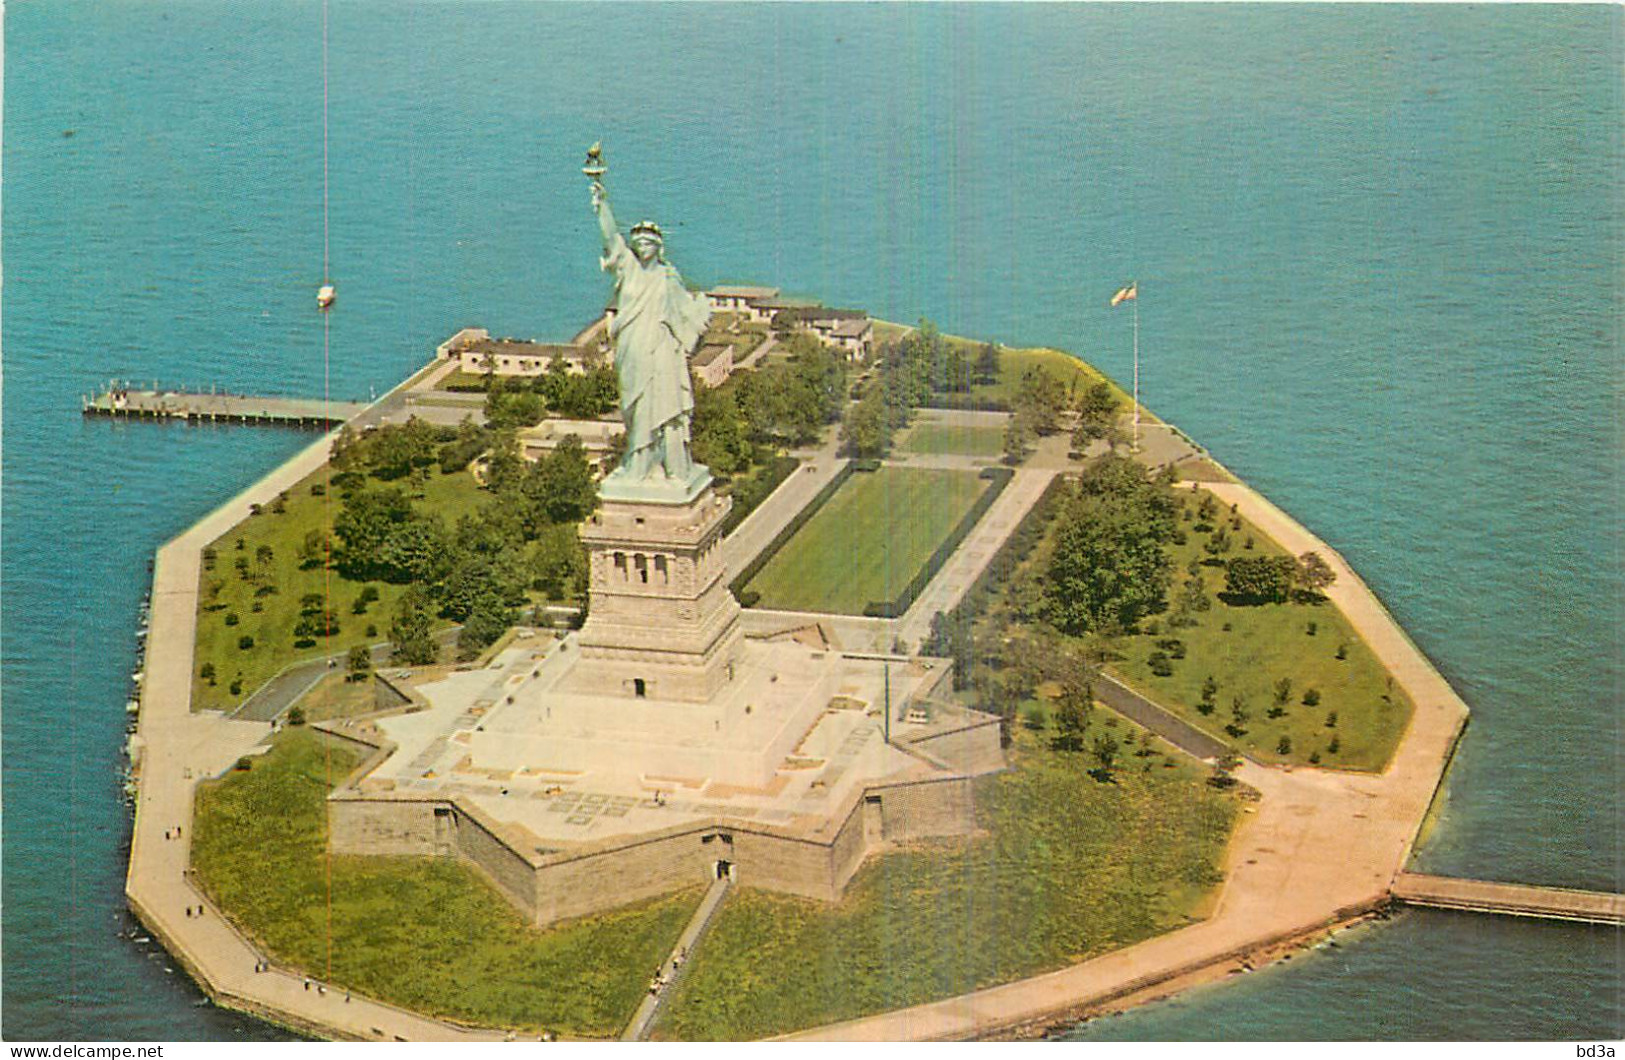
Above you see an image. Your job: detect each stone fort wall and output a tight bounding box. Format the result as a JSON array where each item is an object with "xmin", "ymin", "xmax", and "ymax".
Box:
[{"xmin": 328, "ymin": 717, "xmax": 1001, "ymax": 927}]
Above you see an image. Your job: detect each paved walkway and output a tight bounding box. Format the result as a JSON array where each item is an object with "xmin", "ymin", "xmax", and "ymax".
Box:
[
  {"xmin": 623, "ymin": 876, "xmax": 732, "ymax": 1041},
  {"xmin": 893, "ymin": 468, "xmax": 1058, "ymax": 651},
  {"xmin": 719, "ymin": 431, "xmax": 845, "ymax": 576},
  {"xmin": 788, "ymin": 476, "xmax": 1470, "ymax": 1041}
]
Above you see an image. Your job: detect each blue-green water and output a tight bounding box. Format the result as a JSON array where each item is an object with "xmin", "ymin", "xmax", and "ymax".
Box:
[{"xmin": 4, "ymin": 3, "xmax": 1620, "ymax": 1041}]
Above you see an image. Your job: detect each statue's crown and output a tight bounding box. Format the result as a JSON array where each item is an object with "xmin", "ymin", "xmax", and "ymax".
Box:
[{"xmin": 630, "ymin": 220, "xmax": 664, "ymax": 241}]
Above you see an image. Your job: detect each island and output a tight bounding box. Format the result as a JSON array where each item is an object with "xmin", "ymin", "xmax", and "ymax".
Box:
[{"xmin": 116, "ymin": 148, "xmax": 1616, "ymax": 1044}]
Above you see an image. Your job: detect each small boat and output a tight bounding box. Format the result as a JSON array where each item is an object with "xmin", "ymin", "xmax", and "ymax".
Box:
[{"xmin": 317, "ymin": 284, "xmax": 336, "ymax": 309}]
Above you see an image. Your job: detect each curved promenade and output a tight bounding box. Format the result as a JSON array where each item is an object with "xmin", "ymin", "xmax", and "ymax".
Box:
[{"xmin": 786, "ymin": 477, "xmax": 1470, "ymax": 1040}]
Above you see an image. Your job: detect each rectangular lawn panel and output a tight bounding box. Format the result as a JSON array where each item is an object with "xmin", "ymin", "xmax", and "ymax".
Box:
[
  {"xmin": 743, "ymin": 467, "xmax": 988, "ymax": 614},
  {"xmin": 900, "ymin": 423, "xmax": 1007, "ymax": 458},
  {"xmin": 192, "ymin": 729, "xmax": 699, "ymax": 1038},
  {"xmin": 658, "ymin": 725, "xmax": 1238, "ymax": 1040}
]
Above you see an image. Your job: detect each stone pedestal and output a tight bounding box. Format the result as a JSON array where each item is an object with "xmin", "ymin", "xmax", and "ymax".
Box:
[{"xmin": 568, "ymin": 475, "xmax": 743, "ymax": 703}]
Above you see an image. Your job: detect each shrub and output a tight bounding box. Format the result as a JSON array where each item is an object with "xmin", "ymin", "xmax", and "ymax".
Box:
[
  {"xmin": 365, "ymin": 624, "xmax": 378, "ymax": 638},
  {"xmin": 199, "ymin": 662, "xmax": 216, "ymax": 684},
  {"xmin": 1266, "ymin": 706, "xmax": 1286, "ymax": 719},
  {"xmin": 1273, "ymin": 677, "xmax": 1293, "ymax": 704},
  {"xmin": 238, "ymin": 635, "xmax": 255, "ymax": 650},
  {"xmin": 1308, "ymin": 751, "xmax": 1321, "ymax": 765},
  {"xmin": 310, "ymin": 482, "xmax": 326, "ymax": 496},
  {"xmin": 1325, "ymin": 711, "xmax": 1338, "ymax": 728},
  {"xmin": 1302, "ymin": 688, "xmax": 1321, "ymax": 707},
  {"xmin": 287, "ymin": 706, "xmax": 306, "ymax": 726},
  {"xmin": 1335, "ymin": 643, "xmax": 1348, "ymax": 660},
  {"xmin": 224, "ymin": 612, "xmax": 240, "ymax": 627},
  {"xmin": 234, "ymin": 757, "xmax": 253, "ymax": 771},
  {"xmin": 1327, "ymin": 735, "xmax": 1341, "ymax": 755},
  {"xmin": 1305, "ymin": 621, "xmax": 1318, "ymax": 637},
  {"xmin": 229, "ymin": 679, "xmax": 243, "ymax": 696},
  {"xmin": 1147, "ymin": 650, "xmax": 1174, "ymax": 677},
  {"xmin": 1276, "ymin": 736, "xmax": 1292, "ymax": 755}
]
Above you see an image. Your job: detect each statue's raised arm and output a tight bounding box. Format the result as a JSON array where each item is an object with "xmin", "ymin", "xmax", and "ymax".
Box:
[
  {"xmin": 591, "ymin": 180, "xmax": 621, "ymax": 259},
  {"xmin": 583, "ymin": 143, "xmax": 712, "ymax": 501}
]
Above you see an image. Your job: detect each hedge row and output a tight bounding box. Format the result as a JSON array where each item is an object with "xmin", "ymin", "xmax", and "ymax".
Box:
[
  {"xmin": 920, "ymin": 392, "xmax": 1012, "ymax": 414},
  {"xmin": 861, "ymin": 466, "xmax": 1015, "ymax": 619},
  {"xmin": 941, "ymin": 472, "xmax": 1071, "ymax": 632},
  {"xmin": 720, "ymin": 454, "xmax": 801, "ymax": 537},
  {"xmin": 729, "ymin": 461, "xmax": 859, "ymax": 606}
]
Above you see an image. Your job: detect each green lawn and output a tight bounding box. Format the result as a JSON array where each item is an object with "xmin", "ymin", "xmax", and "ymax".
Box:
[
  {"xmin": 191, "ymin": 464, "xmax": 492, "ymax": 713},
  {"xmin": 971, "ymin": 345, "xmax": 1126, "ymax": 408},
  {"xmin": 899, "ymin": 422, "xmax": 1007, "ymax": 458},
  {"xmin": 192, "ymin": 728, "xmax": 699, "ymax": 1038},
  {"xmin": 657, "ymin": 723, "xmax": 1238, "ymax": 1040},
  {"xmin": 743, "ymin": 467, "xmax": 988, "ymax": 614},
  {"xmin": 1109, "ymin": 487, "xmax": 1413, "ymax": 771}
]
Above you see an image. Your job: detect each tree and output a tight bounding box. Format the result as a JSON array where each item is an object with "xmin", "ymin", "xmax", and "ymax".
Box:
[
  {"xmin": 1053, "ymin": 698, "xmax": 1088, "ymax": 752},
  {"xmin": 293, "ymin": 609, "xmax": 340, "ymax": 644},
  {"xmin": 347, "ymin": 644, "xmax": 372, "ymax": 681},
  {"xmin": 690, "ymin": 382, "xmax": 751, "ymax": 476},
  {"xmin": 1073, "ymin": 381, "xmax": 1122, "ymax": 446},
  {"xmin": 1274, "ymin": 677, "xmax": 1294, "ymax": 705},
  {"xmin": 1209, "ymin": 751, "xmax": 1242, "ymax": 789},
  {"xmin": 1012, "ymin": 366, "xmax": 1066, "ymax": 435},
  {"xmin": 389, "ymin": 586, "xmax": 438, "ymax": 665},
  {"xmin": 525, "ymin": 434, "xmax": 598, "ymax": 526},
  {"xmin": 298, "ymin": 528, "xmax": 331, "ymax": 570},
  {"xmin": 1046, "ymin": 462, "xmax": 1176, "ymax": 634},
  {"xmin": 1051, "ymin": 654, "xmax": 1095, "ymax": 752},
  {"xmin": 333, "ymin": 487, "xmax": 416, "ymax": 580},
  {"xmin": 841, "ymin": 387, "xmax": 891, "ymax": 458},
  {"xmin": 1223, "ymin": 555, "xmax": 1297, "ymax": 604},
  {"xmin": 199, "ymin": 662, "xmax": 217, "ymax": 685},
  {"xmin": 456, "ymin": 589, "xmax": 514, "ymax": 658},
  {"xmin": 1091, "ymin": 733, "xmax": 1119, "ymax": 771},
  {"xmin": 974, "ymin": 342, "xmax": 1001, "ymax": 385},
  {"xmin": 352, "ymin": 584, "xmax": 380, "ymax": 614},
  {"xmin": 1296, "ymin": 551, "xmax": 1337, "ymax": 599},
  {"xmin": 1002, "ymin": 413, "xmax": 1031, "ymax": 465},
  {"xmin": 1203, "ymin": 525, "xmax": 1233, "ymax": 559}
]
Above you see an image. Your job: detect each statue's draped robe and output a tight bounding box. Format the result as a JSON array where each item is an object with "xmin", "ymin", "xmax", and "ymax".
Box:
[{"xmin": 602, "ymin": 233, "xmax": 710, "ymax": 472}]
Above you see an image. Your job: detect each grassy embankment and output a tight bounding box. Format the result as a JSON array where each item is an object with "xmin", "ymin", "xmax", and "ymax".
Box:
[
  {"xmin": 742, "ymin": 467, "xmax": 987, "ymax": 614},
  {"xmin": 657, "ymin": 722, "xmax": 1238, "ymax": 1040},
  {"xmin": 191, "ymin": 728, "xmax": 698, "ymax": 1038},
  {"xmin": 191, "ymin": 465, "xmax": 491, "ymax": 713},
  {"xmin": 1106, "ymin": 486, "xmax": 1412, "ymax": 771}
]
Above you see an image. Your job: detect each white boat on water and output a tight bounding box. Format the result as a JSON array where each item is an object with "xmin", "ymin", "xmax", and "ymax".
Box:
[{"xmin": 317, "ymin": 284, "xmax": 336, "ymax": 309}]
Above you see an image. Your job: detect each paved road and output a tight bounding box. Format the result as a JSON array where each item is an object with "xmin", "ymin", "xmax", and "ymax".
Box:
[
  {"xmin": 789, "ymin": 474, "xmax": 1471, "ymax": 1041},
  {"xmin": 232, "ymin": 629, "xmax": 458, "ymax": 723},
  {"xmin": 1092, "ymin": 674, "xmax": 1230, "ymax": 761}
]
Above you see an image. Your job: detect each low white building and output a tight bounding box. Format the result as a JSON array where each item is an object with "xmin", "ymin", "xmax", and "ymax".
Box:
[
  {"xmin": 517, "ymin": 417, "xmax": 624, "ymax": 465},
  {"xmin": 708, "ymin": 285, "xmax": 780, "ymax": 322},
  {"xmin": 438, "ymin": 327, "xmax": 607, "ymax": 377}
]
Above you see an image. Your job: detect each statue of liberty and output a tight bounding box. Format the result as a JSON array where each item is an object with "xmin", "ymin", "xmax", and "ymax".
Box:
[{"xmin": 586, "ymin": 145, "xmax": 711, "ymax": 496}]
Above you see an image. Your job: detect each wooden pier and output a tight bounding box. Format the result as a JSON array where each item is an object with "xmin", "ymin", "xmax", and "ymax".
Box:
[
  {"xmin": 83, "ymin": 384, "xmax": 367, "ymax": 428},
  {"xmin": 1392, "ymin": 872, "xmax": 1625, "ymax": 926}
]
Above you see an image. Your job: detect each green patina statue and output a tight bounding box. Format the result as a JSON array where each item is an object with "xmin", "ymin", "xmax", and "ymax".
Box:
[{"xmin": 588, "ymin": 145, "xmax": 712, "ymax": 499}]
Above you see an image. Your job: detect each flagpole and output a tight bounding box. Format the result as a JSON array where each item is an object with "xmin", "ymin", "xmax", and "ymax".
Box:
[{"xmin": 1131, "ymin": 288, "xmax": 1140, "ymax": 452}]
